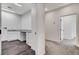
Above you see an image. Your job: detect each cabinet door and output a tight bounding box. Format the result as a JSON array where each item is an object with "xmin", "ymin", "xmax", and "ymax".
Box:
[
  {"xmin": 7, "ymin": 31, "xmax": 20, "ymax": 41},
  {"xmin": 20, "ymin": 32, "xmax": 26, "ymax": 41}
]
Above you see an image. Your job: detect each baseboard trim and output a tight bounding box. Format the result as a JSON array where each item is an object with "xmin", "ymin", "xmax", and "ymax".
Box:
[{"xmin": 46, "ymin": 40, "xmax": 60, "ymax": 45}]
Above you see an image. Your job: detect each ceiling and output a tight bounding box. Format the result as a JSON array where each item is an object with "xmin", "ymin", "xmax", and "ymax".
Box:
[
  {"xmin": 44, "ymin": 3, "xmax": 70, "ymax": 11},
  {"xmin": 2, "ymin": 3, "xmax": 32, "ymax": 15},
  {"xmin": 2, "ymin": 3, "xmax": 70, "ymax": 15}
]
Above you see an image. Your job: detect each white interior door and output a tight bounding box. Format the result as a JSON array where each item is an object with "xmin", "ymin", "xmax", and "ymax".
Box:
[{"xmin": 60, "ymin": 15, "xmax": 76, "ymax": 40}]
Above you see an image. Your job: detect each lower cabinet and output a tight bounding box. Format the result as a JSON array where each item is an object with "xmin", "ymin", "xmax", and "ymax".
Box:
[
  {"xmin": 7, "ymin": 31, "xmax": 27, "ymax": 41},
  {"xmin": 7, "ymin": 31, "xmax": 20, "ymax": 41},
  {"xmin": 20, "ymin": 32, "xmax": 26, "ymax": 41}
]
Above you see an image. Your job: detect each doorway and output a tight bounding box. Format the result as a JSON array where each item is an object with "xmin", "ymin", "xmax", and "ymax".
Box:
[{"xmin": 60, "ymin": 14, "xmax": 76, "ymax": 46}]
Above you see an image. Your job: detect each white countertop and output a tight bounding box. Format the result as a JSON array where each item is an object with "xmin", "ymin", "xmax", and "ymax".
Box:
[{"xmin": 7, "ymin": 29, "xmax": 32, "ymax": 33}]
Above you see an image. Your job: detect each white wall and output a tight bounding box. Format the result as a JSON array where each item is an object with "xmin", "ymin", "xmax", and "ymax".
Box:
[
  {"xmin": 26, "ymin": 4, "xmax": 45, "ymax": 55},
  {"xmin": 45, "ymin": 4, "xmax": 79, "ymax": 43},
  {"xmin": 2, "ymin": 11, "xmax": 21, "ymax": 41},
  {"xmin": 36, "ymin": 4, "xmax": 45, "ymax": 55},
  {"xmin": 61, "ymin": 15, "xmax": 76, "ymax": 40},
  {"xmin": 2, "ymin": 11, "xmax": 21, "ymax": 30},
  {"xmin": 45, "ymin": 10, "xmax": 60, "ymax": 42},
  {"xmin": 21, "ymin": 11, "xmax": 32, "ymax": 30}
]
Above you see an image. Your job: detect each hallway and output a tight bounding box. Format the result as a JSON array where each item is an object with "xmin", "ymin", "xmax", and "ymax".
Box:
[{"xmin": 45, "ymin": 40, "xmax": 79, "ymax": 55}]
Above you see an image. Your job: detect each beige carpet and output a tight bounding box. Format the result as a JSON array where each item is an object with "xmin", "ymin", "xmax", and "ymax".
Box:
[{"xmin": 45, "ymin": 40, "xmax": 79, "ymax": 55}]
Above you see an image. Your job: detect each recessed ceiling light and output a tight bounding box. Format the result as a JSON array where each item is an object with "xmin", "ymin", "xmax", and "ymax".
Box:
[
  {"xmin": 2, "ymin": 8, "xmax": 15, "ymax": 13},
  {"xmin": 14, "ymin": 3, "xmax": 22, "ymax": 7}
]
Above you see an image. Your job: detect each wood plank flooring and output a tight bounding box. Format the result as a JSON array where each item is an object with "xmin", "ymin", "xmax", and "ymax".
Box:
[{"xmin": 2, "ymin": 40, "xmax": 35, "ymax": 55}]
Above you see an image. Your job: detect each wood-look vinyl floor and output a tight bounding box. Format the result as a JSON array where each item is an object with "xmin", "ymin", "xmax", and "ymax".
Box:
[{"xmin": 2, "ymin": 40, "xmax": 35, "ymax": 55}]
